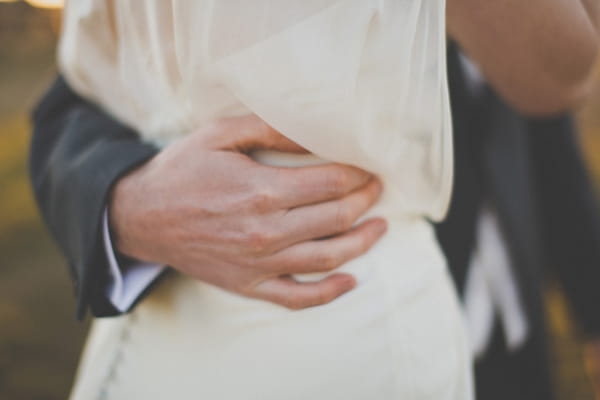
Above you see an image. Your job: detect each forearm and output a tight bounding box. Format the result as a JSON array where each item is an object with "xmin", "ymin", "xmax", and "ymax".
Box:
[
  {"xmin": 447, "ymin": 0, "xmax": 600, "ymax": 115},
  {"xmin": 30, "ymin": 77, "xmax": 159, "ymax": 318}
]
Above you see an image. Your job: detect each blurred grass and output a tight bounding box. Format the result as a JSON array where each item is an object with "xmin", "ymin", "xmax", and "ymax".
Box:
[
  {"xmin": 0, "ymin": 115, "xmax": 38, "ymax": 231},
  {"xmin": 548, "ymin": 286, "xmax": 596, "ymax": 400},
  {"xmin": 0, "ymin": 7, "xmax": 89, "ymax": 398},
  {"xmin": 0, "ymin": 109, "xmax": 89, "ymax": 400}
]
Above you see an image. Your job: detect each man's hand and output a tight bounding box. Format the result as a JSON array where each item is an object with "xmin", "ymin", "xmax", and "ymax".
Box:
[{"xmin": 109, "ymin": 115, "xmax": 386, "ymax": 310}]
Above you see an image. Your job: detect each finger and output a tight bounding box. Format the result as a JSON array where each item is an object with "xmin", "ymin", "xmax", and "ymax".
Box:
[
  {"xmin": 207, "ymin": 115, "xmax": 307, "ymax": 153},
  {"xmin": 263, "ymin": 218, "xmax": 387, "ymax": 274},
  {"xmin": 235, "ymin": 179, "xmax": 381, "ymax": 256},
  {"xmin": 275, "ymin": 179, "xmax": 383, "ymax": 248},
  {"xmin": 271, "ymin": 163, "xmax": 375, "ymax": 208},
  {"xmin": 253, "ymin": 273, "xmax": 357, "ymax": 310}
]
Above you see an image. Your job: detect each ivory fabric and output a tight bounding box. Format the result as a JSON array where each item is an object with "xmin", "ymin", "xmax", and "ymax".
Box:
[{"xmin": 60, "ymin": 1, "xmax": 473, "ymax": 399}]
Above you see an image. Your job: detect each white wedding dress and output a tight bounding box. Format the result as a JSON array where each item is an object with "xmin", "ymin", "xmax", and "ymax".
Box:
[{"xmin": 60, "ymin": 1, "xmax": 473, "ymax": 399}]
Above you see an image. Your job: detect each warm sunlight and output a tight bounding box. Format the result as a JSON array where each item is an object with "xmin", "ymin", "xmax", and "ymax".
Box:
[
  {"xmin": 0, "ymin": 0, "xmax": 63, "ymax": 8},
  {"xmin": 25, "ymin": 0, "xmax": 63, "ymax": 9}
]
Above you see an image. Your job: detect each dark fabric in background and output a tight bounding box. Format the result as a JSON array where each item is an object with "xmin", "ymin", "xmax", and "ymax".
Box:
[
  {"xmin": 28, "ymin": 45, "xmax": 600, "ymax": 400},
  {"xmin": 438, "ymin": 44, "xmax": 600, "ymax": 399}
]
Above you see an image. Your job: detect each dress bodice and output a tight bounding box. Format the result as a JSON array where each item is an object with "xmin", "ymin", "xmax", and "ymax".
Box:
[
  {"xmin": 60, "ymin": 0, "xmax": 453, "ymax": 221},
  {"xmin": 61, "ymin": 4, "xmax": 475, "ymax": 399}
]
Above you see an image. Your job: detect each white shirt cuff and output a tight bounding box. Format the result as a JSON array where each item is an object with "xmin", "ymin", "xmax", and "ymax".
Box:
[{"xmin": 102, "ymin": 209, "xmax": 165, "ymax": 312}]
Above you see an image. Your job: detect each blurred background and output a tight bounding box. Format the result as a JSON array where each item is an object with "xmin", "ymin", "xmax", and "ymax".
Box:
[{"xmin": 1, "ymin": 1, "xmax": 600, "ymax": 399}]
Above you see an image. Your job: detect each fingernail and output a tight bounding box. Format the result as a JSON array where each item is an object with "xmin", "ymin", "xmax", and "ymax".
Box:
[
  {"xmin": 374, "ymin": 218, "xmax": 388, "ymax": 234},
  {"xmin": 374, "ymin": 180, "xmax": 384, "ymax": 195},
  {"xmin": 343, "ymin": 275, "xmax": 357, "ymax": 289}
]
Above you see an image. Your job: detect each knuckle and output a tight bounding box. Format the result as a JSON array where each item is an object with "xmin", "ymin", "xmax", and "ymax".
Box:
[
  {"xmin": 248, "ymin": 188, "xmax": 276, "ymax": 213},
  {"xmin": 326, "ymin": 169, "xmax": 349, "ymax": 196},
  {"xmin": 244, "ymin": 229, "xmax": 271, "ymax": 254},
  {"xmin": 334, "ymin": 203, "xmax": 354, "ymax": 231},
  {"xmin": 238, "ymin": 219, "xmax": 278, "ymax": 254},
  {"xmin": 315, "ymin": 252, "xmax": 338, "ymax": 271}
]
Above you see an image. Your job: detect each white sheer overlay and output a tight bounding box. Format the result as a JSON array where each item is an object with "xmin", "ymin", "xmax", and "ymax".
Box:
[
  {"xmin": 60, "ymin": 0, "xmax": 452, "ymax": 220},
  {"xmin": 61, "ymin": 1, "xmax": 472, "ymax": 399}
]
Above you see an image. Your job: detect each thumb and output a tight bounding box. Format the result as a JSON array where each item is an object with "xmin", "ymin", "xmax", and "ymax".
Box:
[{"xmin": 212, "ymin": 115, "xmax": 308, "ymax": 153}]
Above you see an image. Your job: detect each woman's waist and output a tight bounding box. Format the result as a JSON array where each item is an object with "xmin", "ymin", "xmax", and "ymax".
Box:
[
  {"xmin": 137, "ymin": 151, "xmax": 449, "ymax": 313},
  {"xmin": 250, "ymin": 147, "xmax": 445, "ymax": 278},
  {"xmin": 140, "ymin": 217, "xmax": 448, "ymax": 316},
  {"xmin": 294, "ymin": 216, "xmax": 446, "ymax": 285}
]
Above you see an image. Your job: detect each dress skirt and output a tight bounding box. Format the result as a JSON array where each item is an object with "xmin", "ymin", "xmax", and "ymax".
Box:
[{"xmin": 70, "ymin": 213, "xmax": 473, "ymax": 400}]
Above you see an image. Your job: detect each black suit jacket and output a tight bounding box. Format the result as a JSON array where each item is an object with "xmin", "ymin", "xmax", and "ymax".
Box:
[
  {"xmin": 437, "ymin": 44, "xmax": 600, "ymax": 338},
  {"xmin": 30, "ymin": 77, "xmax": 160, "ymax": 318},
  {"xmin": 30, "ymin": 63, "xmax": 600, "ymax": 337},
  {"xmin": 435, "ymin": 44, "xmax": 600, "ymax": 399}
]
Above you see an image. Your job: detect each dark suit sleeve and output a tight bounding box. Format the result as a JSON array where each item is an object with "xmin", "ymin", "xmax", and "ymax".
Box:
[
  {"xmin": 528, "ymin": 116, "xmax": 600, "ymax": 338},
  {"xmin": 29, "ymin": 76, "xmax": 160, "ymax": 319}
]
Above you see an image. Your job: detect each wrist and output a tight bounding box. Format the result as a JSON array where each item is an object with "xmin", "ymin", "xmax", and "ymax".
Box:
[{"xmin": 107, "ymin": 161, "xmax": 152, "ymax": 261}]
